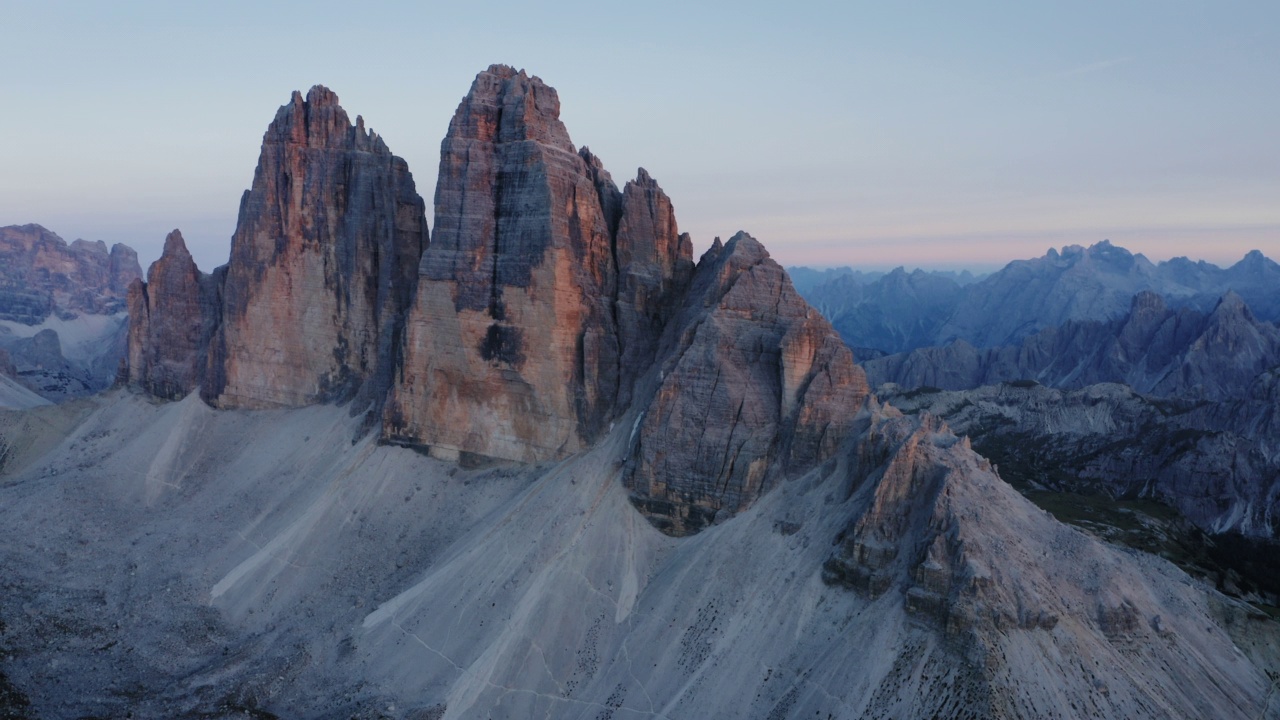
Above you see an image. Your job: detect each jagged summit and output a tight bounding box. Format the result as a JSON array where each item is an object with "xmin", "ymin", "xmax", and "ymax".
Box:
[
  {"xmin": 207, "ymin": 84, "xmax": 429, "ymax": 409},
  {"xmin": 385, "ymin": 65, "xmax": 694, "ymax": 464},
  {"xmin": 625, "ymin": 230, "xmax": 869, "ymax": 534}
]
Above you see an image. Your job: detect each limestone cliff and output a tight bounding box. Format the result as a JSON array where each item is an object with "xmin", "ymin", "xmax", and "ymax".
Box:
[
  {"xmin": 384, "ymin": 66, "xmax": 693, "ymax": 462},
  {"xmin": 625, "ymin": 232, "xmax": 871, "ymax": 535},
  {"xmin": 205, "ymin": 85, "xmax": 429, "ymax": 409},
  {"xmin": 126, "ymin": 230, "xmax": 221, "ymax": 400}
]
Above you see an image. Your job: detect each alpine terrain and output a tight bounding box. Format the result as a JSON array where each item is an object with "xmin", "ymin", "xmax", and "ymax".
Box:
[{"xmin": 1, "ymin": 65, "xmax": 1277, "ymax": 719}]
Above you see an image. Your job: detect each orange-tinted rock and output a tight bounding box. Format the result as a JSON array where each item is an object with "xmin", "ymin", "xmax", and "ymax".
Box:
[
  {"xmin": 205, "ymin": 86, "xmax": 429, "ymax": 409},
  {"xmin": 385, "ymin": 66, "xmax": 693, "ymax": 462},
  {"xmin": 126, "ymin": 230, "xmax": 219, "ymax": 399},
  {"xmin": 624, "ymin": 232, "xmax": 871, "ymax": 535}
]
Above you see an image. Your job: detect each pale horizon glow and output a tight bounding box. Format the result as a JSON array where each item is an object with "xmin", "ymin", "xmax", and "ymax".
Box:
[{"xmin": 2, "ymin": 1, "xmax": 1277, "ymax": 273}]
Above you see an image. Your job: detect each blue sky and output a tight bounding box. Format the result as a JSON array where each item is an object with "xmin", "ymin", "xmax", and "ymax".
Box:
[{"xmin": 2, "ymin": 0, "xmax": 1276, "ymax": 271}]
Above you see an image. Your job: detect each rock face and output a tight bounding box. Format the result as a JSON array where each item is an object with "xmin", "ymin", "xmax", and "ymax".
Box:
[
  {"xmin": 0, "ymin": 224, "xmax": 140, "ymax": 323},
  {"xmin": 866, "ymin": 290, "xmax": 1280, "ymax": 401},
  {"xmin": 205, "ymin": 86, "xmax": 429, "ymax": 409},
  {"xmin": 624, "ymin": 233, "xmax": 870, "ymax": 535},
  {"xmin": 0, "ymin": 224, "xmax": 141, "ymax": 400},
  {"xmin": 384, "ymin": 66, "xmax": 693, "ymax": 462},
  {"xmin": 126, "ymin": 230, "xmax": 222, "ymax": 400}
]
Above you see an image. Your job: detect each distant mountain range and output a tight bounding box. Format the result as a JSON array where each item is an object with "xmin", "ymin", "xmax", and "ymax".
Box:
[
  {"xmin": 0, "ymin": 225, "xmax": 141, "ymax": 403},
  {"xmin": 794, "ymin": 240, "xmax": 1280, "ymax": 356}
]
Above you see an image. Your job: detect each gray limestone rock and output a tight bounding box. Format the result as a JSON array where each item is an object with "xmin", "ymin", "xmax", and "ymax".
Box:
[{"xmin": 624, "ymin": 232, "xmax": 870, "ymax": 535}]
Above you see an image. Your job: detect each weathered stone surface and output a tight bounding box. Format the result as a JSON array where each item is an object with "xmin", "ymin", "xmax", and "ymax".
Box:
[
  {"xmin": 126, "ymin": 230, "xmax": 220, "ymax": 399},
  {"xmin": 881, "ymin": 381, "xmax": 1280, "ymax": 539},
  {"xmin": 624, "ymin": 232, "xmax": 870, "ymax": 535},
  {"xmin": 613, "ymin": 168, "xmax": 695, "ymax": 409},
  {"xmin": 385, "ymin": 66, "xmax": 693, "ymax": 462},
  {"xmin": 0, "ymin": 224, "xmax": 141, "ymax": 324},
  {"xmin": 206, "ymin": 86, "xmax": 429, "ymax": 409}
]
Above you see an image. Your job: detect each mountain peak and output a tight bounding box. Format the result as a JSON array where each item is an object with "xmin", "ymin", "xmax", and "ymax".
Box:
[{"xmin": 161, "ymin": 229, "xmax": 191, "ymax": 260}]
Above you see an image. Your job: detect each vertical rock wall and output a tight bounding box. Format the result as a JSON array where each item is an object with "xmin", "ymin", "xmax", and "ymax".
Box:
[
  {"xmin": 205, "ymin": 86, "xmax": 429, "ymax": 409},
  {"xmin": 383, "ymin": 66, "xmax": 694, "ymax": 463}
]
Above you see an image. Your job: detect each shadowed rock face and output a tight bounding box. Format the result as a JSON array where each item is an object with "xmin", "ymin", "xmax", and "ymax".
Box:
[
  {"xmin": 205, "ymin": 85, "xmax": 429, "ymax": 410},
  {"xmin": 625, "ymin": 232, "xmax": 871, "ymax": 535},
  {"xmin": 126, "ymin": 230, "xmax": 221, "ymax": 400},
  {"xmin": 866, "ymin": 290, "xmax": 1280, "ymax": 402},
  {"xmin": 384, "ymin": 65, "xmax": 694, "ymax": 463}
]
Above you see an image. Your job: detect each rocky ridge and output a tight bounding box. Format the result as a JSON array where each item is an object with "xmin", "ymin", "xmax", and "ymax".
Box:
[
  {"xmin": 866, "ymin": 290, "xmax": 1280, "ymax": 401},
  {"xmin": 125, "ymin": 230, "xmax": 222, "ymax": 400},
  {"xmin": 0, "ymin": 224, "xmax": 141, "ymax": 400},
  {"xmin": 798, "ymin": 240, "xmax": 1280, "ymax": 355},
  {"xmin": 878, "ymin": 381, "xmax": 1280, "ymax": 540}
]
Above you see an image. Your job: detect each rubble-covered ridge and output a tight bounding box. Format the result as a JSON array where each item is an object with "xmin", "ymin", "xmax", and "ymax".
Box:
[
  {"xmin": 384, "ymin": 65, "xmax": 693, "ymax": 463},
  {"xmin": 822, "ymin": 407, "xmax": 1279, "ymax": 717},
  {"xmin": 625, "ymin": 232, "xmax": 871, "ymax": 536},
  {"xmin": 206, "ymin": 84, "xmax": 429, "ymax": 410}
]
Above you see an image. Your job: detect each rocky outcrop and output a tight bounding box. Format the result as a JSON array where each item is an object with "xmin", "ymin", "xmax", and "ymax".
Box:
[
  {"xmin": 865, "ymin": 290, "xmax": 1280, "ymax": 402},
  {"xmin": 126, "ymin": 230, "xmax": 222, "ymax": 400},
  {"xmin": 384, "ymin": 66, "xmax": 693, "ymax": 462},
  {"xmin": 624, "ymin": 233, "xmax": 870, "ymax": 535},
  {"xmin": 205, "ymin": 85, "xmax": 429, "ymax": 409},
  {"xmin": 0, "ymin": 224, "xmax": 140, "ymax": 324},
  {"xmin": 0, "ymin": 225, "xmax": 141, "ymax": 401},
  {"xmin": 879, "ymin": 382, "xmax": 1280, "ymax": 539}
]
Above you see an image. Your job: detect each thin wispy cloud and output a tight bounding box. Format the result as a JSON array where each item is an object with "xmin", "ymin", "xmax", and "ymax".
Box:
[{"xmin": 1054, "ymin": 56, "xmax": 1133, "ymax": 78}]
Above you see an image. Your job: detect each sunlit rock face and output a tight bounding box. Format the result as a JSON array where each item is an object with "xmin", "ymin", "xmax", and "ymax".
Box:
[
  {"xmin": 624, "ymin": 232, "xmax": 871, "ymax": 536},
  {"xmin": 384, "ymin": 65, "xmax": 693, "ymax": 463},
  {"xmin": 205, "ymin": 85, "xmax": 429, "ymax": 410}
]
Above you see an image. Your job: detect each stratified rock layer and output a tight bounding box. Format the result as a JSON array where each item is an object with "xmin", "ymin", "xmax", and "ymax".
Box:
[
  {"xmin": 625, "ymin": 232, "xmax": 871, "ymax": 535},
  {"xmin": 384, "ymin": 66, "xmax": 692, "ymax": 462},
  {"xmin": 126, "ymin": 230, "xmax": 221, "ymax": 399},
  {"xmin": 206, "ymin": 86, "xmax": 429, "ymax": 409}
]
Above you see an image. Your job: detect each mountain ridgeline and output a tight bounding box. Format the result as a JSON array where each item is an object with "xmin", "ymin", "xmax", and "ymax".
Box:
[
  {"xmin": 124, "ymin": 66, "xmax": 868, "ymax": 536},
  {"xmin": 799, "ymin": 241, "xmax": 1280, "ymax": 356},
  {"xmin": 0, "ymin": 224, "xmax": 141, "ymax": 401}
]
